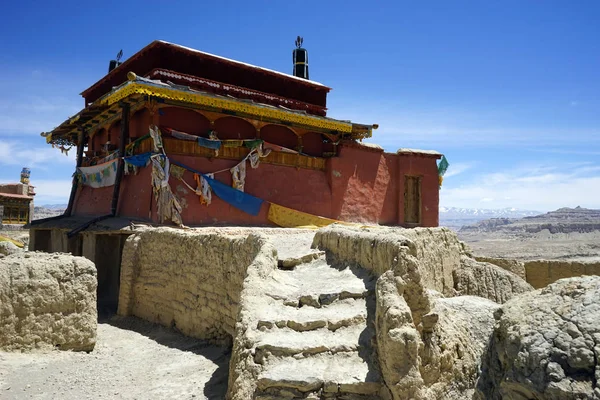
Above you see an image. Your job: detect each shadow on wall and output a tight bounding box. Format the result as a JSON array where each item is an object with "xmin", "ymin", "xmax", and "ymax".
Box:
[{"xmin": 105, "ymin": 315, "xmax": 230, "ymax": 400}]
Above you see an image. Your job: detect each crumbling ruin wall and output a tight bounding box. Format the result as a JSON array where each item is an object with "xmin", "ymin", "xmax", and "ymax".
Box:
[
  {"xmin": 313, "ymin": 225, "xmax": 499, "ymax": 399},
  {"xmin": 117, "ymin": 228, "xmax": 277, "ymax": 345},
  {"xmin": 226, "ymin": 236, "xmax": 278, "ymax": 400},
  {"xmin": 454, "ymin": 256, "xmax": 533, "ymax": 304},
  {"xmin": 376, "ymin": 271, "xmax": 500, "ymax": 400},
  {"xmin": 524, "ymin": 259, "xmax": 600, "ymax": 289},
  {"xmin": 312, "ymin": 225, "xmax": 463, "ymax": 295},
  {"xmin": 474, "ymin": 256, "xmax": 526, "ymax": 280},
  {"xmin": 0, "ymin": 252, "xmax": 97, "ymax": 351}
]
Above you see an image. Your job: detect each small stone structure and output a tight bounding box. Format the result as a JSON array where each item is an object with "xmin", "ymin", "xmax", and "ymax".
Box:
[
  {"xmin": 0, "ymin": 252, "xmax": 97, "ymax": 351},
  {"xmin": 0, "ymin": 173, "xmax": 35, "ymax": 225}
]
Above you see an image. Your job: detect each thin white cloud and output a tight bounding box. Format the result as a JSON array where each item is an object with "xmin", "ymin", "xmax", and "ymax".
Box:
[
  {"xmin": 29, "ymin": 179, "xmax": 72, "ymax": 204},
  {"xmin": 331, "ymin": 104, "xmax": 599, "ymax": 150},
  {"xmin": 444, "ymin": 162, "xmax": 474, "ymax": 178},
  {"xmin": 529, "ymin": 148, "xmax": 600, "ymax": 156},
  {"xmin": 441, "ymin": 164, "xmax": 600, "ymax": 211},
  {"xmin": 0, "ymin": 140, "xmax": 76, "ymax": 169},
  {"xmin": 0, "ymin": 178, "xmax": 72, "ymax": 204},
  {"xmin": 0, "ymin": 96, "xmax": 80, "ymax": 135}
]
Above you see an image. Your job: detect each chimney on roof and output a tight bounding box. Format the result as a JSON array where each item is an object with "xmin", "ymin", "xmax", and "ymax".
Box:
[
  {"xmin": 292, "ymin": 36, "xmax": 309, "ymax": 80},
  {"xmin": 108, "ymin": 49, "xmax": 124, "ymax": 73}
]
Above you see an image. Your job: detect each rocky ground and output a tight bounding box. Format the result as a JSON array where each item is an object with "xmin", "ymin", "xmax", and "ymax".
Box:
[{"xmin": 0, "ymin": 317, "xmax": 230, "ymax": 400}]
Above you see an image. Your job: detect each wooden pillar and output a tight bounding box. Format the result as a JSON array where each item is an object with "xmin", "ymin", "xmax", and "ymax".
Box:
[
  {"xmin": 110, "ymin": 103, "xmax": 130, "ymax": 216},
  {"xmin": 65, "ymin": 127, "xmax": 87, "ymax": 216}
]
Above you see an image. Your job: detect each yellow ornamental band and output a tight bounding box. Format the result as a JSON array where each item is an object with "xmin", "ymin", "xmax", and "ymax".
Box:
[{"xmin": 102, "ymin": 83, "xmax": 353, "ymax": 133}]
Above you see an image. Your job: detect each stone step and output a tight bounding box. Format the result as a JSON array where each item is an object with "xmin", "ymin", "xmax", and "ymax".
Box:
[
  {"xmin": 264, "ymin": 258, "xmax": 374, "ymax": 305},
  {"xmin": 256, "ymin": 352, "xmax": 382, "ymax": 397},
  {"xmin": 255, "ymin": 324, "xmax": 370, "ymax": 358},
  {"xmin": 256, "ymin": 298, "xmax": 368, "ymax": 332}
]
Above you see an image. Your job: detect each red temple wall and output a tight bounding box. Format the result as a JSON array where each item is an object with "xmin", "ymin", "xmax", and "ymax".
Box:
[
  {"xmin": 397, "ymin": 153, "xmax": 440, "ymax": 227},
  {"xmin": 260, "ymin": 125, "xmax": 298, "ymax": 151},
  {"xmin": 73, "ymin": 115, "xmax": 439, "ymax": 227}
]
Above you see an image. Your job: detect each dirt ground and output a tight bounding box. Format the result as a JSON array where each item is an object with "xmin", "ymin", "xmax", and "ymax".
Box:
[
  {"xmin": 0, "ymin": 317, "xmax": 230, "ymax": 400},
  {"xmin": 458, "ymin": 230, "xmax": 600, "ymax": 261}
]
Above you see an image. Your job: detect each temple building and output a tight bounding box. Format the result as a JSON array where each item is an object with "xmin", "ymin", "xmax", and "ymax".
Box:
[
  {"xmin": 30, "ymin": 39, "xmax": 445, "ymax": 311},
  {"xmin": 0, "ymin": 168, "xmax": 35, "ymax": 226}
]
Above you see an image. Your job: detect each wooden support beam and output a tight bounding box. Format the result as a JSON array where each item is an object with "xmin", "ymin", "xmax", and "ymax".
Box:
[
  {"xmin": 65, "ymin": 127, "xmax": 87, "ymax": 216},
  {"xmin": 110, "ymin": 103, "xmax": 130, "ymax": 216}
]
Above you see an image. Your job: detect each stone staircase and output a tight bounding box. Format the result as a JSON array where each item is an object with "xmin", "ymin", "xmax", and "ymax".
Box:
[{"xmin": 249, "ymin": 252, "xmax": 384, "ymax": 399}]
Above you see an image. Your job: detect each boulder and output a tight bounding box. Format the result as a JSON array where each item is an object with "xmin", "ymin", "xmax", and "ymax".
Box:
[
  {"xmin": 453, "ymin": 256, "xmax": 533, "ymax": 304},
  {"xmin": 0, "ymin": 252, "xmax": 97, "ymax": 351},
  {"xmin": 477, "ymin": 276, "xmax": 600, "ymax": 399}
]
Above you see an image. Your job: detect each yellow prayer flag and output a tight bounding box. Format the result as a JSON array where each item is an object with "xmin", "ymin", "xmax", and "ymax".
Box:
[{"xmin": 268, "ymin": 203, "xmax": 341, "ymax": 229}]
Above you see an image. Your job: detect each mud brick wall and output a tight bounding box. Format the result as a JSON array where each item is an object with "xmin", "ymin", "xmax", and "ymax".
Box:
[
  {"xmin": 0, "ymin": 252, "xmax": 97, "ymax": 351},
  {"xmin": 524, "ymin": 260, "xmax": 600, "ymax": 289},
  {"xmin": 117, "ymin": 228, "xmax": 271, "ymax": 345}
]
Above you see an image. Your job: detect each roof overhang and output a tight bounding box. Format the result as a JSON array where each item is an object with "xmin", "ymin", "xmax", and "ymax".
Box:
[
  {"xmin": 44, "ymin": 74, "xmax": 376, "ymax": 146},
  {"xmin": 396, "ymin": 148, "xmax": 443, "ymax": 159},
  {"xmin": 0, "ymin": 193, "xmax": 33, "ymax": 200},
  {"xmin": 81, "ymin": 40, "xmax": 331, "ymax": 100}
]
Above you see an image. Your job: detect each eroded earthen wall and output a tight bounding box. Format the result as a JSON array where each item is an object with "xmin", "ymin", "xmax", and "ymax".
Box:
[
  {"xmin": 0, "ymin": 252, "xmax": 97, "ymax": 351},
  {"xmin": 312, "ymin": 225, "xmax": 462, "ymax": 295},
  {"xmin": 524, "ymin": 260, "xmax": 600, "ymax": 289},
  {"xmin": 474, "ymin": 256, "xmax": 527, "ymax": 280},
  {"xmin": 117, "ymin": 228, "xmax": 275, "ymax": 345}
]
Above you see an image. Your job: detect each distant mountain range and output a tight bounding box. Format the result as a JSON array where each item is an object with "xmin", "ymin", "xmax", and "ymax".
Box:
[
  {"xmin": 439, "ymin": 207, "xmax": 542, "ymax": 230},
  {"xmin": 31, "ymin": 204, "xmax": 547, "ymax": 227},
  {"xmin": 39, "ymin": 204, "xmax": 68, "ymax": 210},
  {"xmin": 32, "ymin": 204, "xmax": 67, "ymax": 220}
]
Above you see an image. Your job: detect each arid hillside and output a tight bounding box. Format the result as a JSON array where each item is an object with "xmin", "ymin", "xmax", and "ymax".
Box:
[{"xmin": 458, "ymin": 207, "xmax": 600, "ymax": 261}]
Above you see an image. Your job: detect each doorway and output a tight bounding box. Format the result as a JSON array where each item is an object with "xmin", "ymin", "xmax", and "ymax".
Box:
[{"xmin": 404, "ymin": 176, "xmax": 421, "ymax": 225}]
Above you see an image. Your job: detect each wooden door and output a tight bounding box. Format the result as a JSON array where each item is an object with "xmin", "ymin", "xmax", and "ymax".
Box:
[{"xmin": 404, "ymin": 176, "xmax": 421, "ymax": 224}]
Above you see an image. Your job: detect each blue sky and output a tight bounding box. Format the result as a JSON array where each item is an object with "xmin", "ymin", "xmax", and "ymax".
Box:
[{"xmin": 0, "ymin": 1, "xmax": 598, "ymax": 210}]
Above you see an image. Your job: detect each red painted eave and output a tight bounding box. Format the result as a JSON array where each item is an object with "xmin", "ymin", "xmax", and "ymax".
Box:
[
  {"xmin": 81, "ymin": 40, "xmax": 332, "ymax": 98},
  {"xmin": 0, "ymin": 193, "xmax": 33, "ymax": 200},
  {"xmin": 80, "ymin": 41, "xmax": 158, "ymax": 98}
]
